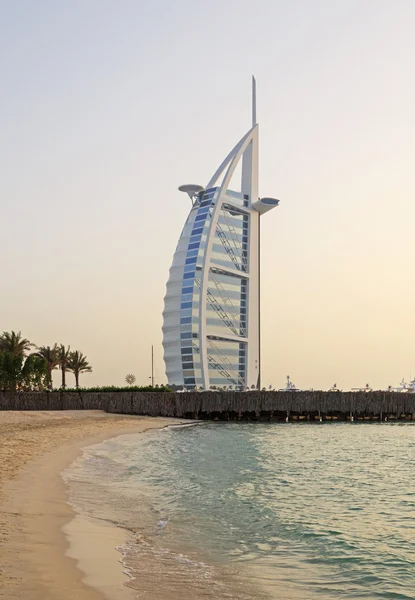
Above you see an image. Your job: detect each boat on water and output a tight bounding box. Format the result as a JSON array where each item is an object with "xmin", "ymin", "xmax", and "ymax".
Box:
[
  {"xmin": 329, "ymin": 383, "xmax": 341, "ymax": 392},
  {"xmin": 351, "ymin": 383, "xmax": 372, "ymax": 393},
  {"xmin": 389, "ymin": 378, "xmax": 415, "ymax": 393},
  {"xmin": 278, "ymin": 375, "xmax": 300, "ymax": 392}
]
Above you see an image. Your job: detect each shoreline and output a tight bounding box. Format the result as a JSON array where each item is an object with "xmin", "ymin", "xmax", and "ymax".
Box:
[{"xmin": 0, "ymin": 411, "xmax": 191, "ymax": 599}]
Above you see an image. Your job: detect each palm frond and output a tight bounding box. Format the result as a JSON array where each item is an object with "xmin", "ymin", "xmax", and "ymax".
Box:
[{"xmin": 0, "ymin": 331, "xmax": 34, "ymax": 356}]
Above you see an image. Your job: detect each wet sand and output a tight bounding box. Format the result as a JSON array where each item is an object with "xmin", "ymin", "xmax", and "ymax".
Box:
[{"xmin": 0, "ymin": 410, "xmax": 188, "ymax": 599}]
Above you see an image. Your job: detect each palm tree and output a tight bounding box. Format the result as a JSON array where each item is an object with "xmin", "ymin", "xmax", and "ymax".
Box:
[
  {"xmin": 67, "ymin": 351, "xmax": 92, "ymax": 388},
  {"xmin": 0, "ymin": 331, "xmax": 33, "ymax": 356},
  {"xmin": 36, "ymin": 344, "xmax": 59, "ymax": 390},
  {"xmin": 58, "ymin": 344, "xmax": 71, "ymax": 388},
  {"xmin": 21, "ymin": 354, "xmax": 48, "ymax": 391}
]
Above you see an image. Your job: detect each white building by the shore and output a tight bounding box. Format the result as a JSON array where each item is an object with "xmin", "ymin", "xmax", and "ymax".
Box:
[{"xmin": 162, "ymin": 78, "xmax": 279, "ymax": 390}]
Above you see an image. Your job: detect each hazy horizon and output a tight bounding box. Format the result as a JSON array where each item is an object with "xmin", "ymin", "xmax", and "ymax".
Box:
[{"xmin": 2, "ymin": 1, "xmax": 415, "ymax": 390}]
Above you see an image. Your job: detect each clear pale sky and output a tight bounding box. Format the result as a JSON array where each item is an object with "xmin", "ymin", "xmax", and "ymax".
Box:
[{"xmin": 1, "ymin": 1, "xmax": 415, "ymax": 390}]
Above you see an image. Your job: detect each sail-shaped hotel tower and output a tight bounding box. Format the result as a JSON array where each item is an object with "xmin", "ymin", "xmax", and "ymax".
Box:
[{"xmin": 162, "ymin": 78, "xmax": 279, "ymax": 391}]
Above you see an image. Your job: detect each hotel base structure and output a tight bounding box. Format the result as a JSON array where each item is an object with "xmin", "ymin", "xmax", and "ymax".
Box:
[{"xmin": 162, "ymin": 78, "xmax": 279, "ymax": 391}]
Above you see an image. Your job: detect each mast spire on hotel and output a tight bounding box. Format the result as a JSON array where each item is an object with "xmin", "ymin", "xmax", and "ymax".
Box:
[
  {"xmin": 162, "ymin": 78, "xmax": 279, "ymax": 391},
  {"xmin": 252, "ymin": 74, "xmax": 257, "ymax": 127}
]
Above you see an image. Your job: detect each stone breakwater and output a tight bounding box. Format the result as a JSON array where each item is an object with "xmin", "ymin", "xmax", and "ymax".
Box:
[{"xmin": 0, "ymin": 391, "xmax": 414, "ymax": 421}]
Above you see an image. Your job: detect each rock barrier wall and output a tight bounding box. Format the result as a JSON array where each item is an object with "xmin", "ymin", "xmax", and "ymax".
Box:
[
  {"xmin": 0, "ymin": 391, "xmax": 107, "ymax": 411},
  {"xmin": 0, "ymin": 391, "xmax": 414, "ymax": 420}
]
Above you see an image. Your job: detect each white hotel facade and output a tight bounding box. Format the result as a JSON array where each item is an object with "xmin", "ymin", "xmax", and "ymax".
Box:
[{"xmin": 162, "ymin": 79, "xmax": 279, "ymax": 391}]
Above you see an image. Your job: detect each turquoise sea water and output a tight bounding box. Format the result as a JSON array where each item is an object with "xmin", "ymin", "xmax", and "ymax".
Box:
[{"xmin": 64, "ymin": 423, "xmax": 415, "ymax": 599}]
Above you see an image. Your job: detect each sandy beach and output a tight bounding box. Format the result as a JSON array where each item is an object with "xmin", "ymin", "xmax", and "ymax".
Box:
[{"xmin": 0, "ymin": 410, "xmax": 187, "ymax": 599}]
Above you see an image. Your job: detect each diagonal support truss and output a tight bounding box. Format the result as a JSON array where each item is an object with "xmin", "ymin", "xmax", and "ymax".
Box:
[
  {"xmin": 195, "ymin": 276, "xmax": 246, "ymax": 338},
  {"xmin": 220, "ymin": 207, "xmax": 248, "ymax": 271},
  {"xmin": 206, "ymin": 337, "xmax": 246, "ymax": 388},
  {"xmin": 216, "ymin": 222, "xmax": 241, "ymax": 270}
]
